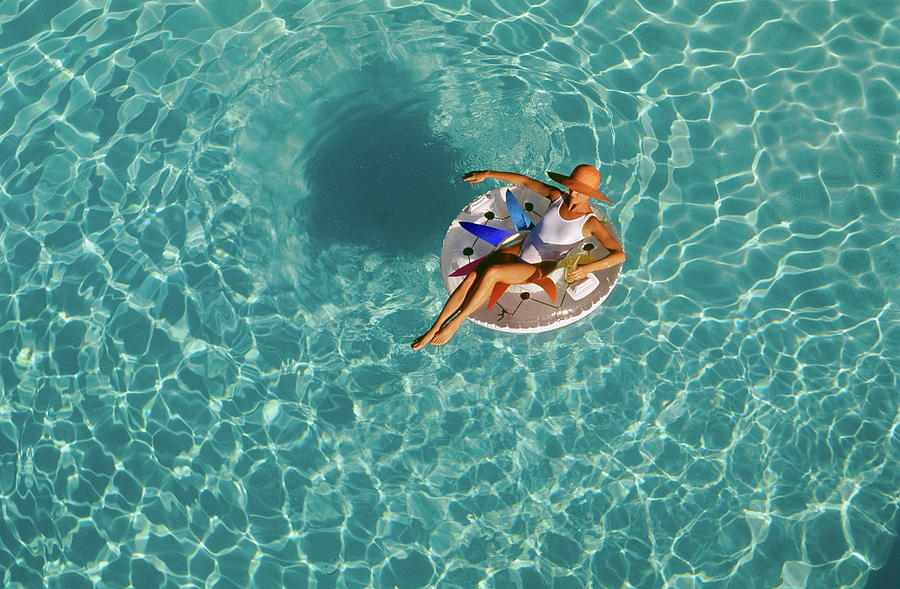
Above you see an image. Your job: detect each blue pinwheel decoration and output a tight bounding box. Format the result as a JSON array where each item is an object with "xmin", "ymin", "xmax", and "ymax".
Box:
[
  {"xmin": 452, "ymin": 190, "xmax": 556, "ymax": 307},
  {"xmin": 505, "ymin": 189, "xmax": 534, "ymax": 231}
]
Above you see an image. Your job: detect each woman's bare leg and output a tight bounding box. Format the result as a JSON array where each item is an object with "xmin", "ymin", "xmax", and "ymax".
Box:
[
  {"xmin": 411, "ymin": 271, "xmax": 478, "ymax": 350},
  {"xmin": 412, "ymin": 247, "xmax": 522, "ymax": 350},
  {"xmin": 431, "ymin": 262, "xmax": 539, "ymax": 346}
]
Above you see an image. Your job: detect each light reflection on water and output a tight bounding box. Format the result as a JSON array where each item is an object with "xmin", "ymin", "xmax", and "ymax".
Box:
[{"xmin": 0, "ymin": 1, "xmax": 897, "ymax": 587}]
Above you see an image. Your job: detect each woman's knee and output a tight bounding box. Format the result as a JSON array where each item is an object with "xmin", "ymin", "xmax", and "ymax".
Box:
[{"xmin": 483, "ymin": 264, "xmax": 504, "ymax": 280}]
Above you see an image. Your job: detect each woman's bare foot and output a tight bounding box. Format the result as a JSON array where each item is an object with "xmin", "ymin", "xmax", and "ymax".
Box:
[
  {"xmin": 431, "ymin": 317, "xmax": 464, "ymax": 346},
  {"xmin": 411, "ymin": 329, "xmax": 438, "ymax": 350}
]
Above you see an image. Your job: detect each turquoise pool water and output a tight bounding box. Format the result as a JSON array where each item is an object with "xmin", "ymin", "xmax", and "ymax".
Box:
[{"xmin": 1, "ymin": 0, "xmax": 898, "ymax": 587}]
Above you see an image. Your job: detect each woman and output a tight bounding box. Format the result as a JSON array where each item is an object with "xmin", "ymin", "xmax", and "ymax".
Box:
[{"xmin": 412, "ymin": 164, "xmax": 625, "ymax": 349}]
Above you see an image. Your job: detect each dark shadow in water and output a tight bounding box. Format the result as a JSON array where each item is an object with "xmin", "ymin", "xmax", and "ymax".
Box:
[{"xmin": 302, "ymin": 58, "xmax": 466, "ymax": 255}]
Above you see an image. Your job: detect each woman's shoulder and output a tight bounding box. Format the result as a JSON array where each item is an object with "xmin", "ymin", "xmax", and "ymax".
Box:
[
  {"xmin": 583, "ymin": 215, "xmax": 611, "ymax": 234},
  {"xmin": 546, "ymin": 191, "xmax": 566, "ymax": 206}
]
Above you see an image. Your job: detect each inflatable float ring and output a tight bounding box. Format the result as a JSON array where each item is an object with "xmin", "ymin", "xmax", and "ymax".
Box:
[{"xmin": 439, "ymin": 186, "xmax": 623, "ymax": 333}]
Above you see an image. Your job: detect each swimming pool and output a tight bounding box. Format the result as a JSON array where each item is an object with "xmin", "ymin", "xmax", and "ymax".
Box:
[{"xmin": 0, "ymin": 0, "xmax": 897, "ymax": 587}]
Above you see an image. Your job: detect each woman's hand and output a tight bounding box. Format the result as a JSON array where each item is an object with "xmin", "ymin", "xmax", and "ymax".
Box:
[
  {"xmin": 567, "ymin": 264, "xmax": 593, "ymax": 282},
  {"xmin": 463, "ymin": 170, "xmax": 491, "ymax": 185}
]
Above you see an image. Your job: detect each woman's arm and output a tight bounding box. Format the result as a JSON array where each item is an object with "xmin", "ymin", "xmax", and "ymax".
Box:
[
  {"xmin": 567, "ymin": 217, "xmax": 626, "ymax": 281},
  {"xmin": 463, "ymin": 170, "xmax": 561, "ymax": 200}
]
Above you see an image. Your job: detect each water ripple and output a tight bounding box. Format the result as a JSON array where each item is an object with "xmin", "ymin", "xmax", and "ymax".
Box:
[{"xmin": 0, "ymin": 0, "xmax": 898, "ymax": 588}]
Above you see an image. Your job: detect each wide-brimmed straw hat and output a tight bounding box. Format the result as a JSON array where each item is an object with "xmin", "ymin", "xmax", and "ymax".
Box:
[{"xmin": 548, "ymin": 164, "xmax": 612, "ymax": 203}]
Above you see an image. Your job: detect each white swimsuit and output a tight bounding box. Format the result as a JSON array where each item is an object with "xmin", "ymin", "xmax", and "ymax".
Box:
[{"xmin": 518, "ymin": 199, "xmax": 595, "ymax": 264}]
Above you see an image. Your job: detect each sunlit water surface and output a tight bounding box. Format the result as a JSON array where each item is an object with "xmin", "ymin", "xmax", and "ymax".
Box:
[{"xmin": 0, "ymin": 0, "xmax": 898, "ymax": 587}]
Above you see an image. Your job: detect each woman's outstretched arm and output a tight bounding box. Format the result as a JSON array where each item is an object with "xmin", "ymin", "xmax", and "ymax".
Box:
[{"xmin": 463, "ymin": 170, "xmax": 561, "ymax": 200}]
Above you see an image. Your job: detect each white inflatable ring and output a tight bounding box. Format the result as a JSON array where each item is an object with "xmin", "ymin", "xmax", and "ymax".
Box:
[{"xmin": 439, "ymin": 186, "xmax": 623, "ymax": 333}]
